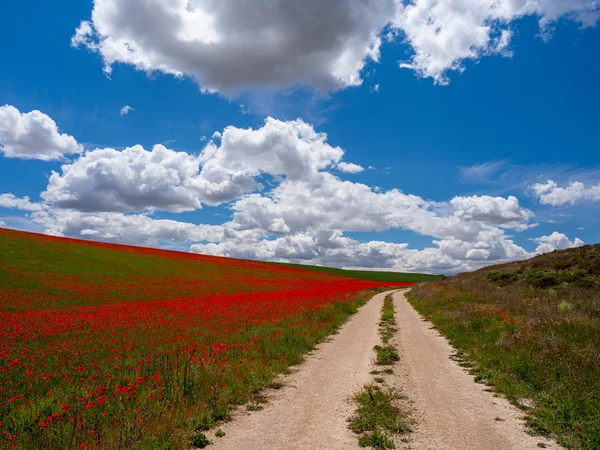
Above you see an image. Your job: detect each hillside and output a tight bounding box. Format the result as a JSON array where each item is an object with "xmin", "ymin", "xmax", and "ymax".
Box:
[
  {"xmin": 408, "ymin": 244, "xmax": 600, "ymax": 449},
  {"xmin": 0, "ymin": 228, "xmax": 411, "ymax": 450}
]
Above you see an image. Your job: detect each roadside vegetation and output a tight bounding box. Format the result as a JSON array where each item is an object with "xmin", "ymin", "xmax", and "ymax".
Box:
[
  {"xmin": 407, "ymin": 244, "xmax": 600, "ymax": 449},
  {"xmin": 349, "ymin": 292, "xmax": 412, "ymax": 448}
]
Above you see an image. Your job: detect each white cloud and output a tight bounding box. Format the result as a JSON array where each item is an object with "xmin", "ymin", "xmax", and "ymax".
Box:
[
  {"xmin": 42, "ymin": 118, "xmax": 353, "ymax": 212},
  {"xmin": 71, "ymin": 0, "xmax": 396, "ymax": 94},
  {"xmin": 71, "ymin": 0, "xmax": 599, "ymax": 92},
  {"xmin": 38, "ymin": 145, "xmax": 540, "ymax": 273},
  {"xmin": 120, "ymin": 105, "xmax": 134, "ymax": 115},
  {"xmin": 450, "ymin": 195, "xmax": 533, "ymax": 229},
  {"xmin": 43, "ymin": 145, "xmax": 205, "ymax": 213},
  {"xmin": 230, "ymin": 176, "xmax": 533, "ymax": 243},
  {"xmin": 191, "ymin": 227, "xmax": 532, "ymax": 275},
  {"xmin": 190, "ymin": 172, "xmax": 536, "ymax": 273},
  {"xmin": 0, "ymin": 193, "xmax": 45, "ymax": 212},
  {"xmin": 0, "ymin": 105, "xmax": 83, "ymax": 160},
  {"xmin": 71, "ymin": 0, "xmax": 598, "ymax": 91},
  {"xmin": 16, "ymin": 114, "xmax": 583, "ymax": 274},
  {"xmin": 534, "ymin": 232, "xmax": 585, "ymax": 254},
  {"xmin": 0, "ymin": 220, "xmax": 5, "ymax": 227},
  {"xmin": 337, "ymin": 161, "xmax": 365, "ymax": 173},
  {"xmin": 532, "ymin": 180, "xmax": 600, "ymax": 206},
  {"xmin": 201, "ymin": 117, "xmax": 345, "ymax": 185},
  {"xmin": 392, "ymin": 0, "xmax": 599, "ymax": 84},
  {"xmin": 31, "ymin": 209, "xmax": 231, "ymax": 247},
  {"xmin": 459, "ymin": 161, "xmax": 507, "ymax": 183}
]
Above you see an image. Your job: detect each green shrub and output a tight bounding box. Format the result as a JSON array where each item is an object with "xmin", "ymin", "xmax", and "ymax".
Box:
[
  {"xmin": 190, "ymin": 432, "xmax": 211, "ymax": 448},
  {"xmin": 487, "ymin": 271, "xmax": 519, "ymax": 286},
  {"xmin": 558, "ymin": 301, "xmax": 574, "ymax": 313},
  {"xmin": 527, "ymin": 271, "xmax": 559, "ymax": 288}
]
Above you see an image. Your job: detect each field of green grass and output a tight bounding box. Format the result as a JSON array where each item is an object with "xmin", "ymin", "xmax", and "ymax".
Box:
[
  {"xmin": 407, "ymin": 244, "xmax": 600, "ymax": 449},
  {"xmin": 271, "ymin": 262, "xmax": 442, "ymax": 283}
]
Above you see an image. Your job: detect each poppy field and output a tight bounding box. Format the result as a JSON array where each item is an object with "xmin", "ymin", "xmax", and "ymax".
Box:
[{"xmin": 0, "ymin": 229, "xmax": 412, "ymax": 449}]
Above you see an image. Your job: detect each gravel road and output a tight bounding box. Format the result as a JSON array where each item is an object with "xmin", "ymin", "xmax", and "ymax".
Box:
[{"xmin": 208, "ymin": 290, "xmax": 392, "ymax": 450}]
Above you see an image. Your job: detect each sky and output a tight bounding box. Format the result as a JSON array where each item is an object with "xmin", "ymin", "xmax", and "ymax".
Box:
[{"xmin": 0, "ymin": 0, "xmax": 599, "ymax": 275}]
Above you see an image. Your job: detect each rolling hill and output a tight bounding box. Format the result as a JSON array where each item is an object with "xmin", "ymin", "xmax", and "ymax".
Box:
[{"xmin": 0, "ymin": 227, "xmax": 414, "ymax": 450}]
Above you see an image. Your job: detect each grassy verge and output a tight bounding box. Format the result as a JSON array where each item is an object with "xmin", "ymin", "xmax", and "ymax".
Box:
[
  {"xmin": 407, "ymin": 247, "xmax": 600, "ymax": 450},
  {"xmin": 349, "ymin": 292, "xmax": 411, "ymax": 448}
]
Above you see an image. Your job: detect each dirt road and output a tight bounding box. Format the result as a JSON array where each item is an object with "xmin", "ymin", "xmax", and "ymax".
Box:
[
  {"xmin": 206, "ymin": 289, "xmax": 561, "ymax": 450},
  {"xmin": 208, "ymin": 290, "xmax": 393, "ymax": 450},
  {"xmin": 391, "ymin": 290, "xmax": 561, "ymax": 450}
]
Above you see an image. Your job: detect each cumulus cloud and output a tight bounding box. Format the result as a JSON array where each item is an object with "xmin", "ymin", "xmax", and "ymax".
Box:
[
  {"xmin": 42, "ymin": 118, "xmax": 354, "ymax": 212},
  {"xmin": 32, "ymin": 209, "xmax": 225, "ymax": 247},
  {"xmin": 187, "ymin": 170, "xmax": 536, "ymax": 273},
  {"xmin": 191, "ymin": 227, "xmax": 532, "ymax": 275},
  {"xmin": 120, "ymin": 105, "xmax": 134, "ymax": 115},
  {"xmin": 532, "ymin": 180, "xmax": 600, "ymax": 206},
  {"xmin": 39, "ymin": 154, "xmax": 540, "ymax": 273},
  {"xmin": 0, "ymin": 105, "xmax": 83, "ymax": 160},
  {"xmin": 17, "ymin": 114, "xmax": 583, "ymax": 274},
  {"xmin": 230, "ymin": 175, "xmax": 533, "ymax": 244},
  {"xmin": 71, "ymin": 0, "xmax": 396, "ymax": 93},
  {"xmin": 0, "ymin": 193, "xmax": 45, "ymax": 212},
  {"xmin": 534, "ymin": 232, "xmax": 585, "ymax": 254},
  {"xmin": 392, "ymin": 0, "xmax": 599, "ymax": 84},
  {"xmin": 0, "ymin": 220, "xmax": 5, "ymax": 227},
  {"xmin": 450, "ymin": 196, "xmax": 533, "ymax": 229},
  {"xmin": 43, "ymin": 145, "xmax": 205, "ymax": 213},
  {"xmin": 201, "ymin": 117, "xmax": 345, "ymax": 186},
  {"xmin": 71, "ymin": 0, "xmax": 598, "ymax": 91},
  {"xmin": 192, "ymin": 232, "xmax": 413, "ymax": 269}
]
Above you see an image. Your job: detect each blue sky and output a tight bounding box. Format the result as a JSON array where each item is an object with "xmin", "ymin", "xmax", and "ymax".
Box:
[{"xmin": 0, "ymin": 0, "xmax": 599, "ymax": 274}]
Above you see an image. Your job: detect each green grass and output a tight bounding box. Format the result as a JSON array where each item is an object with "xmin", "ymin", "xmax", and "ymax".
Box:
[
  {"xmin": 407, "ymin": 243, "xmax": 600, "ymax": 449},
  {"xmin": 349, "ymin": 385, "xmax": 411, "ymax": 448},
  {"xmin": 190, "ymin": 432, "xmax": 211, "ymax": 448},
  {"xmin": 270, "ymin": 262, "xmax": 442, "ymax": 283},
  {"xmin": 246, "ymin": 404, "xmax": 264, "ymax": 412},
  {"xmin": 374, "ymin": 345, "xmax": 400, "ymax": 365},
  {"xmin": 358, "ymin": 430, "xmax": 396, "ymax": 449},
  {"xmin": 380, "ymin": 294, "xmax": 397, "ymax": 344},
  {"xmin": 374, "ymin": 296, "xmax": 400, "ymax": 365}
]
